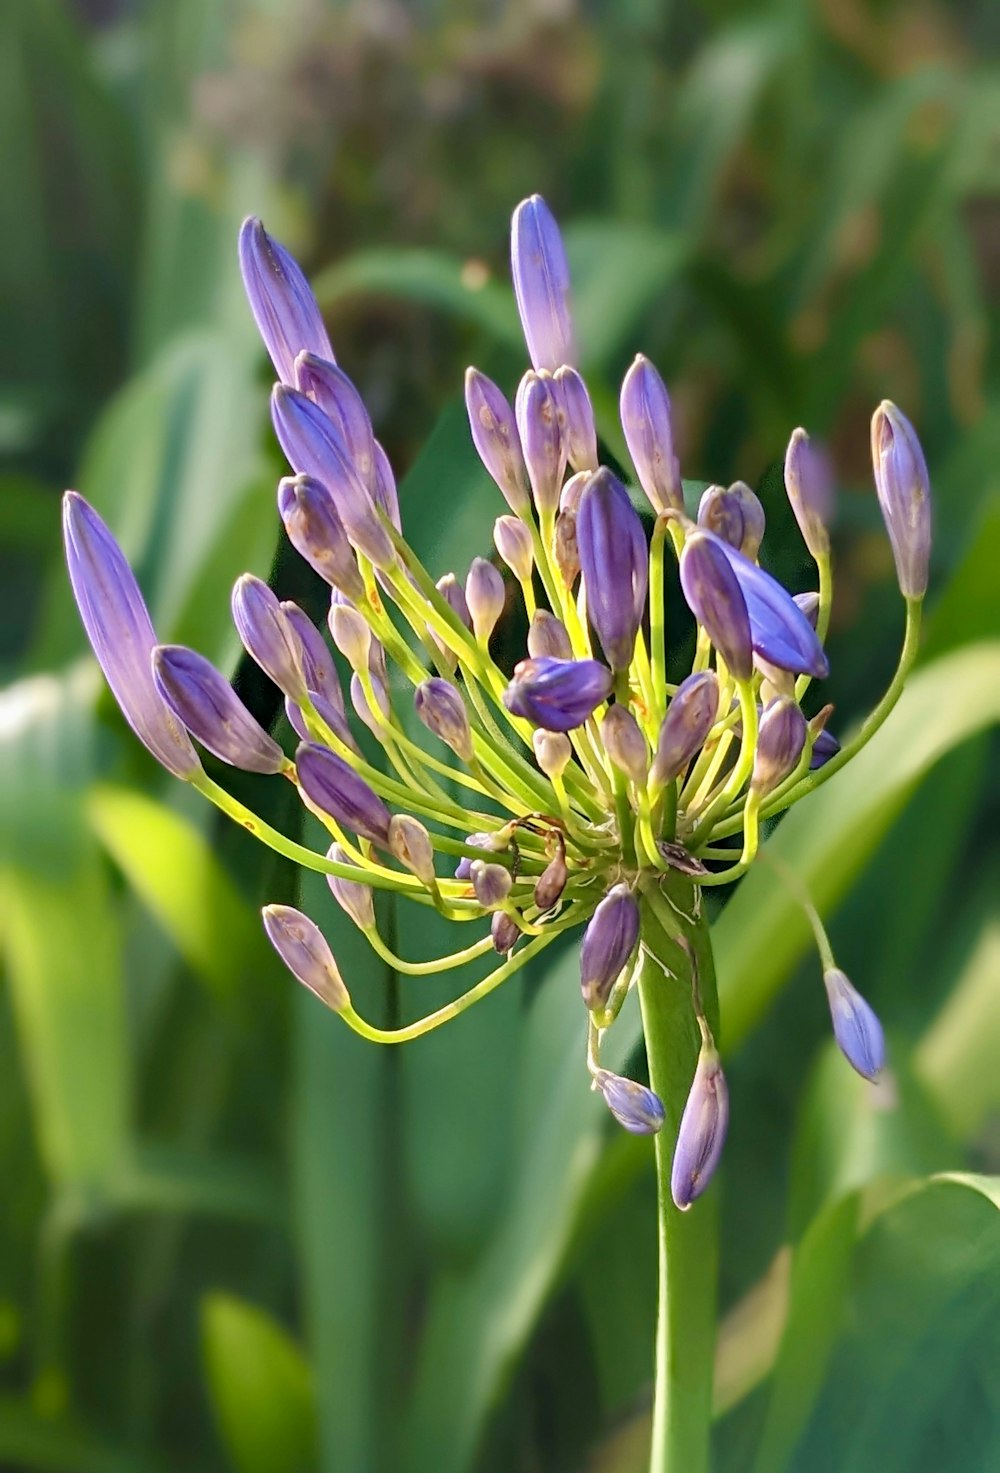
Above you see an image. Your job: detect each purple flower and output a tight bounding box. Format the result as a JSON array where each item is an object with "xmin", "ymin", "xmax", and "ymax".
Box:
[
  {"xmin": 650, "ymin": 671, "xmax": 719, "ymax": 789},
  {"xmin": 280, "ymin": 602, "xmax": 346, "ymax": 718},
  {"xmin": 153, "ymin": 645, "xmax": 285, "ymax": 774},
  {"xmin": 503, "ymin": 656, "xmax": 612, "ymax": 732},
  {"xmin": 326, "ymin": 842, "xmax": 375, "ymax": 929},
  {"xmin": 465, "ymin": 369, "xmax": 530, "ymax": 515},
  {"xmin": 580, "ymin": 884, "xmax": 640, "ymax": 1010},
  {"xmin": 752, "ymin": 697, "xmax": 808, "ymax": 796},
  {"xmin": 870, "ymin": 401, "xmax": 931, "ymax": 598},
  {"xmin": 262, "ymin": 904, "xmax": 349, "ymax": 1010},
  {"xmin": 679, "ymin": 533, "xmax": 753, "ymax": 681},
  {"xmin": 295, "ymin": 742, "xmax": 391, "ymax": 845},
  {"xmin": 414, "ymin": 678, "xmax": 474, "ymax": 763},
  {"xmin": 784, "ymin": 428, "xmax": 832, "ymax": 561},
  {"xmin": 824, "ymin": 969, "xmax": 885, "ymax": 1081},
  {"xmin": 576, "ymin": 469, "xmax": 649, "ymax": 672},
  {"xmin": 619, "ymin": 354, "xmax": 682, "ymax": 514},
  {"xmin": 238, "ymin": 218, "xmax": 333, "ymax": 385},
  {"xmin": 277, "ymin": 475, "xmax": 365, "ymax": 603},
  {"xmin": 595, "ymin": 1071, "xmax": 665, "ymax": 1135},
  {"xmin": 671, "ymin": 1042, "xmax": 729, "ymax": 1209},
  {"xmin": 553, "ymin": 366, "xmax": 598, "ymax": 471},
  {"xmin": 232, "ymin": 574, "xmax": 307, "ymax": 702},
  {"xmin": 294, "ymin": 352, "xmax": 376, "ymax": 492},
  {"xmin": 62, "ymin": 492, "xmax": 201, "ymax": 779},
  {"xmin": 510, "ymin": 194, "xmax": 575, "ymax": 372},
  {"xmin": 516, "ymin": 372, "xmax": 565, "ymax": 517}
]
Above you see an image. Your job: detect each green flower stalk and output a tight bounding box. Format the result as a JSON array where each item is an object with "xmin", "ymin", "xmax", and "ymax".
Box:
[{"xmin": 62, "ymin": 201, "xmax": 933, "ymax": 1473}]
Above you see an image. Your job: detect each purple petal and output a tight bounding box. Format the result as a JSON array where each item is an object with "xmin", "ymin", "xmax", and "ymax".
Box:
[
  {"xmin": 510, "ymin": 194, "xmax": 575, "ymax": 371},
  {"xmin": 238, "ymin": 219, "xmax": 333, "ymax": 385}
]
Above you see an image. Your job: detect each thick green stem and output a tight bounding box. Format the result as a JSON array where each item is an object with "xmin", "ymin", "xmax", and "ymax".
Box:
[{"xmin": 637, "ymin": 874, "xmax": 720, "ymax": 1473}]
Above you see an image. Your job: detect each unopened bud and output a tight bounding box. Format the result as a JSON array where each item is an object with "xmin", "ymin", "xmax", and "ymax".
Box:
[
  {"xmin": 580, "ymin": 884, "xmax": 640, "ymax": 1010},
  {"xmin": 650, "ymin": 671, "xmax": 719, "ymax": 790},
  {"xmin": 751, "ymin": 697, "xmax": 807, "ymax": 796},
  {"xmin": 491, "ymin": 910, "xmax": 521, "ymax": 955},
  {"xmin": 785, "ymin": 428, "xmax": 833, "ymax": 561},
  {"xmin": 619, "ymin": 353, "xmax": 682, "ymax": 514},
  {"xmin": 601, "ymin": 704, "xmax": 648, "ymax": 785},
  {"xmin": 326, "ymin": 842, "xmax": 376, "ymax": 929},
  {"xmin": 671, "ymin": 1040, "xmax": 728, "ymax": 1209},
  {"xmin": 553, "ymin": 510, "xmax": 580, "ymax": 587},
  {"xmin": 534, "ymin": 849, "xmax": 568, "ymax": 910},
  {"xmin": 532, "ymin": 729, "xmax": 572, "ymax": 779},
  {"xmin": 414, "ymin": 678, "xmax": 474, "ymax": 763},
  {"xmin": 510, "ymin": 194, "xmax": 576, "ymax": 372},
  {"xmin": 516, "ymin": 371, "xmax": 565, "ymax": 517},
  {"xmin": 153, "ymin": 645, "xmax": 286, "ymax": 774},
  {"xmin": 494, "ymin": 515, "xmax": 534, "ymax": 582},
  {"xmin": 470, "ymin": 860, "xmax": 512, "ymax": 910},
  {"xmin": 824, "ymin": 968, "xmax": 885, "ymax": 1081},
  {"xmin": 388, "ymin": 814, "xmax": 436, "ymax": 886},
  {"xmin": 466, "ymin": 557, "xmax": 505, "ymax": 645},
  {"xmin": 465, "ymin": 368, "xmax": 530, "ymax": 515},
  {"xmin": 262, "ymin": 905, "xmax": 349, "ymax": 1011},
  {"xmin": 594, "ymin": 1070, "xmax": 664, "ymax": 1135},
  {"xmin": 328, "ymin": 602, "xmax": 371, "ymax": 670},
  {"xmin": 553, "ymin": 366, "xmax": 598, "ymax": 471},
  {"xmin": 232, "ymin": 574, "xmax": 307, "ymax": 701},
  {"xmin": 528, "ymin": 609, "xmax": 572, "ymax": 660},
  {"xmin": 870, "ymin": 401, "xmax": 932, "ymax": 598}
]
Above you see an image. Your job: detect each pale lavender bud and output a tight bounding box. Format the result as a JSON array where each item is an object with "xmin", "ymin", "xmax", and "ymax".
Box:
[
  {"xmin": 580, "ymin": 884, "xmax": 640, "ymax": 1010},
  {"xmin": 504, "ymin": 656, "xmax": 613, "ymax": 732},
  {"xmin": 679, "ymin": 533, "xmax": 753, "ymax": 681},
  {"xmin": 601, "ymin": 704, "xmax": 648, "ymax": 784},
  {"xmin": 729, "ymin": 482, "xmax": 766, "ymax": 560},
  {"xmin": 554, "ymin": 366, "xmax": 598, "ymax": 471},
  {"xmin": 491, "ymin": 910, "xmax": 521, "ymax": 955},
  {"xmin": 527, "ymin": 609, "xmax": 573, "ymax": 660},
  {"xmin": 350, "ymin": 671, "xmax": 391, "ymax": 738},
  {"xmin": 671, "ymin": 1042, "xmax": 729, "ymax": 1209},
  {"xmin": 510, "ymin": 194, "xmax": 575, "ymax": 372},
  {"xmin": 824, "ymin": 968, "xmax": 885, "ymax": 1081},
  {"xmin": 61, "ymin": 492, "xmax": 201, "ymax": 779},
  {"xmin": 576, "ymin": 469, "xmax": 648, "ymax": 672},
  {"xmin": 232, "ymin": 574, "xmax": 307, "ymax": 701},
  {"xmin": 784, "ymin": 428, "xmax": 832, "ymax": 560},
  {"xmin": 295, "ymin": 742, "xmax": 391, "ymax": 845},
  {"xmin": 697, "ymin": 485, "xmax": 743, "ymax": 550},
  {"xmin": 294, "ymin": 351, "xmax": 376, "ymax": 491},
  {"xmin": 455, "ymin": 832, "xmax": 499, "ymax": 882},
  {"xmin": 532, "ymin": 729, "xmax": 572, "ymax": 779},
  {"xmin": 619, "ymin": 354, "xmax": 682, "ymax": 513},
  {"xmin": 466, "ymin": 557, "xmax": 505, "ymax": 644},
  {"xmin": 388, "ymin": 814, "xmax": 436, "ymax": 886},
  {"xmin": 238, "ymin": 219, "xmax": 334, "ymax": 385},
  {"xmin": 262, "ymin": 904, "xmax": 349, "ymax": 1011},
  {"xmin": 277, "ymin": 474, "xmax": 366, "ymax": 603},
  {"xmin": 595, "ymin": 1070, "xmax": 665, "ymax": 1135},
  {"xmin": 470, "ymin": 860, "xmax": 512, "ymax": 909},
  {"xmin": 414, "ymin": 678, "xmax": 474, "ymax": 763},
  {"xmin": 870, "ymin": 401, "xmax": 932, "ymax": 598},
  {"xmin": 650, "ymin": 671, "xmax": 719, "ymax": 789},
  {"xmin": 153, "ymin": 645, "xmax": 285, "ymax": 774},
  {"xmin": 328, "ymin": 602, "xmax": 371, "ymax": 671},
  {"xmin": 437, "ymin": 573, "xmax": 471, "ymax": 629},
  {"xmin": 516, "ymin": 372, "xmax": 566, "ymax": 517},
  {"xmin": 559, "ymin": 470, "xmax": 589, "ymax": 516},
  {"xmin": 534, "ymin": 849, "xmax": 568, "ymax": 910},
  {"xmin": 280, "ymin": 602, "xmax": 346, "ymax": 718},
  {"xmin": 326, "ymin": 842, "xmax": 376, "ymax": 929},
  {"xmin": 553, "ymin": 510, "xmax": 580, "ymax": 588},
  {"xmin": 751, "ymin": 697, "xmax": 808, "ymax": 795},
  {"xmin": 494, "ymin": 515, "xmax": 534, "ymax": 582},
  {"xmin": 465, "ymin": 369, "xmax": 530, "ymax": 515}
]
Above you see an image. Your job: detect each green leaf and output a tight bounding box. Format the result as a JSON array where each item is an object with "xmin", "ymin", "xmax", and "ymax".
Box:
[
  {"xmin": 565, "ymin": 222, "xmax": 686, "ymax": 369},
  {"xmin": 201, "ymin": 1293, "xmax": 316, "ymax": 1473},
  {"xmin": 915, "ymin": 911, "xmax": 1000, "ymax": 1139}
]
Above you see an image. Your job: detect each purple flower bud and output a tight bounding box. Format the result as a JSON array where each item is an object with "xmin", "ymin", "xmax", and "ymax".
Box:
[
  {"xmin": 350, "ymin": 671, "xmax": 390, "ymax": 738},
  {"xmin": 559, "ymin": 470, "xmax": 589, "ymax": 516},
  {"xmin": 532, "ymin": 729, "xmax": 572, "ymax": 779},
  {"xmin": 466, "ymin": 557, "xmax": 505, "ymax": 644},
  {"xmin": 823, "ymin": 968, "xmax": 885, "ymax": 1081},
  {"xmin": 594, "ymin": 1070, "xmax": 665, "ymax": 1135},
  {"xmin": 729, "ymin": 482, "xmax": 766, "ymax": 561},
  {"xmin": 580, "ymin": 884, "xmax": 640, "ymax": 1010},
  {"xmin": 619, "ymin": 354, "xmax": 682, "ymax": 513},
  {"xmin": 527, "ymin": 609, "xmax": 572, "ymax": 660},
  {"xmin": 285, "ymin": 691, "xmax": 359, "ymax": 753},
  {"xmin": 650, "ymin": 671, "xmax": 719, "ymax": 789},
  {"xmin": 534, "ymin": 849, "xmax": 568, "ymax": 910},
  {"xmin": 510, "ymin": 194, "xmax": 575, "ymax": 372},
  {"xmin": 464, "ymin": 369, "xmax": 530, "ymax": 515},
  {"xmin": 494, "ymin": 515, "xmax": 534, "ymax": 582},
  {"xmin": 277, "ymin": 474, "xmax": 366, "ymax": 603},
  {"xmin": 870, "ymin": 401, "xmax": 932, "ymax": 598},
  {"xmin": 153, "ymin": 645, "xmax": 285, "ymax": 774},
  {"xmin": 238, "ymin": 219, "xmax": 334, "ymax": 385},
  {"xmin": 387, "ymin": 814, "xmax": 436, "ymax": 885},
  {"xmin": 262, "ymin": 904, "xmax": 349, "ymax": 1011},
  {"xmin": 516, "ymin": 372, "xmax": 566, "ymax": 517},
  {"xmin": 553, "ymin": 509, "xmax": 580, "ymax": 588},
  {"xmin": 576, "ymin": 468, "xmax": 649, "ymax": 672},
  {"xmin": 414, "ymin": 678, "xmax": 474, "ymax": 763},
  {"xmin": 810, "ymin": 727, "xmax": 840, "ymax": 769},
  {"xmin": 328, "ymin": 602, "xmax": 371, "ymax": 671},
  {"xmin": 326, "ymin": 842, "xmax": 376, "ymax": 929},
  {"xmin": 784, "ymin": 428, "xmax": 832, "ymax": 561},
  {"xmin": 491, "ymin": 910, "xmax": 521, "ymax": 955},
  {"xmin": 601, "ymin": 704, "xmax": 648, "ymax": 784},
  {"xmin": 295, "ymin": 742, "xmax": 391, "ymax": 845},
  {"xmin": 294, "ymin": 352, "xmax": 376, "ymax": 492},
  {"xmin": 553, "ymin": 366, "xmax": 598, "ymax": 471},
  {"xmin": 232, "ymin": 574, "xmax": 307, "ymax": 701},
  {"xmin": 271, "ymin": 386, "xmax": 395, "ymax": 569},
  {"xmin": 373, "ymin": 441, "xmax": 401, "ymax": 531},
  {"xmin": 752, "ymin": 697, "xmax": 808, "ymax": 795},
  {"xmin": 454, "ymin": 832, "xmax": 499, "ymax": 882},
  {"xmin": 61, "ymin": 493, "xmax": 201, "ymax": 779},
  {"xmin": 503, "ymin": 656, "xmax": 613, "ymax": 732},
  {"xmin": 679, "ymin": 533, "xmax": 753, "ymax": 681},
  {"xmin": 437, "ymin": 573, "xmax": 471, "ymax": 629},
  {"xmin": 697, "ymin": 484, "xmax": 744, "ymax": 550},
  {"xmin": 671, "ymin": 1042, "xmax": 729, "ymax": 1209},
  {"xmin": 470, "ymin": 860, "xmax": 512, "ymax": 909},
  {"xmin": 794, "ymin": 591, "xmax": 820, "ymax": 628},
  {"xmin": 280, "ymin": 602, "xmax": 346, "ymax": 718}
]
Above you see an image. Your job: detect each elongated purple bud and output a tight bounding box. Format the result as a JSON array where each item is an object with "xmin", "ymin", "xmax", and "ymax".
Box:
[
  {"xmin": 752, "ymin": 696, "xmax": 808, "ymax": 795},
  {"xmin": 326, "ymin": 842, "xmax": 376, "ymax": 929},
  {"xmin": 516, "ymin": 372, "xmax": 565, "ymax": 517},
  {"xmin": 534, "ymin": 850, "xmax": 568, "ymax": 910},
  {"xmin": 465, "ymin": 369, "xmax": 530, "ymax": 515},
  {"xmin": 491, "ymin": 910, "xmax": 521, "ymax": 955},
  {"xmin": 580, "ymin": 884, "xmax": 640, "ymax": 1010},
  {"xmin": 527, "ymin": 609, "xmax": 572, "ymax": 660},
  {"xmin": 470, "ymin": 860, "xmax": 512, "ymax": 909},
  {"xmin": 388, "ymin": 814, "xmax": 436, "ymax": 885},
  {"xmin": 601, "ymin": 704, "xmax": 648, "ymax": 784},
  {"xmin": 280, "ymin": 602, "xmax": 346, "ymax": 718},
  {"xmin": 671, "ymin": 1041, "xmax": 729, "ymax": 1209},
  {"xmin": 295, "ymin": 352, "xmax": 376, "ymax": 491},
  {"xmin": 262, "ymin": 904, "xmax": 349, "ymax": 1010},
  {"xmin": 554, "ymin": 366, "xmax": 597, "ymax": 471},
  {"xmin": 576, "ymin": 468, "xmax": 649, "ymax": 672},
  {"xmin": 238, "ymin": 219, "xmax": 334, "ymax": 385},
  {"xmin": 328, "ymin": 603, "xmax": 371, "ymax": 671},
  {"xmin": 153, "ymin": 645, "xmax": 285, "ymax": 774},
  {"xmin": 532, "ymin": 729, "xmax": 572, "ymax": 779},
  {"xmin": 595, "ymin": 1070, "xmax": 665, "ymax": 1135},
  {"xmin": 232, "ymin": 574, "xmax": 307, "ymax": 702},
  {"xmin": 295, "ymin": 742, "xmax": 391, "ymax": 845},
  {"xmin": 679, "ymin": 533, "xmax": 753, "ymax": 681},
  {"xmin": 278, "ymin": 475, "xmax": 365, "ymax": 602},
  {"xmin": 285, "ymin": 690, "xmax": 359, "ymax": 753},
  {"xmin": 494, "ymin": 515, "xmax": 534, "ymax": 582},
  {"xmin": 730, "ymin": 482, "xmax": 766, "ymax": 560},
  {"xmin": 650, "ymin": 671, "xmax": 719, "ymax": 789},
  {"xmin": 455, "ymin": 832, "xmax": 500, "ymax": 882},
  {"xmin": 870, "ymin": 401, "xmax": 931, "ymax": 598},
  {"xmin": 510, "ymin": 194, "xmax": 575, "ymax": 372},
  {"xmin": 271, "ymin": 386, "xmax": 395, "ymax": 569},
  {"xmin": 414, "ymin": 678, "xmax": 474, "ymax": 763},
  {"xmin": 466, "ymin": 557, "xmax": 505, "ymax": 645},
  {"xmin": 62, "ymin": 493, "xmax": 201, "ymax": 779},
  {"xmin": 437, "ymin": 573, "xmax": 471, "ymax": 629},
  {"xmin": 784, "ymin": 428, "xmax": 832, "ymax": 560},
  {"xmin": 619, "ymin": 354, "xmax": 682, "ymax": 513},
  {"xmin": 824, "ymin": 968, "xmax": 885, "ymax": 1081},
  {"xmin": 503, "ymin": 656, "xmax": 613, "ymax": 732}
]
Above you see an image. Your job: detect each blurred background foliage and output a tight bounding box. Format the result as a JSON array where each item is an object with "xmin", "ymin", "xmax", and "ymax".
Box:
[{"xmin": 1, "ymin": 0, "xmax": 998, "ymax": 1470}]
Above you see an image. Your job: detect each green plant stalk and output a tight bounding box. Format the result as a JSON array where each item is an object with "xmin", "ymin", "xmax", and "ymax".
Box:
[{"xmin": 637, "ymin": 874, "xmax": 720, "ymax": 1473}]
